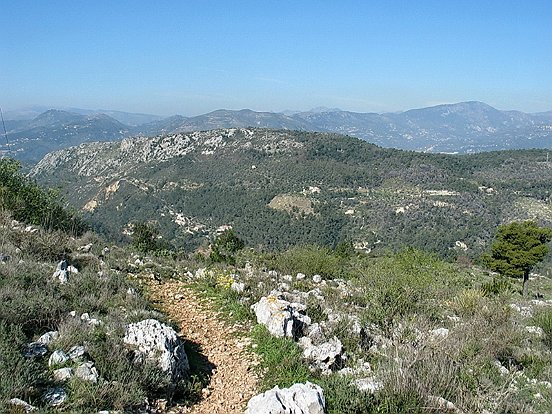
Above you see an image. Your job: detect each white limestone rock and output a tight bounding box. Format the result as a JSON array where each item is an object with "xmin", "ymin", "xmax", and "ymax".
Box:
[
  {"xmin": 43, "ymin": 387, "xmax": 67, "ymax": 406},
  {"xmin": 299, "ymin": 336, "xmax": 343, "ymax": 373},
  {"xmin": 37, "ymin": 330, "xmax": 59, "ymax": 346},
  {"xmin": 429, "ymin": 327, "xmax": 450, "ymax": 339},
  {"xmin": 354, "ymin": 377, "xmax": 383, "ymax": 393},
  {"xmin": 245, "ymin": 382, "xmax": 325, "ymax": 414},
  {"xmin": 9, "ymin": 398, "xmax": 37, "ymax": 412},
  {"xmin": 52, "ymin": 260, "xmax": 72, "ymax": 284},
  {"xmin": 68, "ymin": 345, "xmax": 86, "ymax": 362},
  {"xmin": 123, "ymin": 319, "xmax": 189, "ymax": 382},
  {"xmin": 53, "ymin": 367, "xmax": 73, "ymax": 382},
  {"xmin": 231, "ymin": 281, "xmax": 245, "ymax": 293},
  {"xmin": 251, "ymin": 293, "xmax": 311, "ymax": 339},
  {"xmin": 75, "ymin": 361, "xmax": 99, "ymax": 383},
  {"xmin": 525, "ymin": 325, "xmax": 544, "ymax": 336},
  {"xmin": 49, "ymin": 350, "xmax": 69, "ymax": 367}
]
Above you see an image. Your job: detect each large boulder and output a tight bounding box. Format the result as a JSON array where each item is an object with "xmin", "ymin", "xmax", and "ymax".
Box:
[
  {"xmin": 123, "ymin": 319, "xmax": 189, "ymax": 383},
  {"xmin": 251, "ymin": 293, "xmax": 311, "ymax": 339},
  {"xmin": 245, "ymin": 382, "xmax": 325, "ymax": 414}
]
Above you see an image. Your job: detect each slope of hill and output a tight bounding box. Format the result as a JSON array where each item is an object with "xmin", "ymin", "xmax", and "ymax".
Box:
[
  {"xmin": 31, "ymin": 128, "xmax": 552, "ymax": 259},
  {"xmin": 293, "ymin": 101, "xmax": 552, "ymax": 153},
  {"xmin": 2, "ymin": 110, "xmax": 130, "ymax": 163},
  {"xmin": 5, "ymin": 102, "xmax": 552, "ymax": 163}
]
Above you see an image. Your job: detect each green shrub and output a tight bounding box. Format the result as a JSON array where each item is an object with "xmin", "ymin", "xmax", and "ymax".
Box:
[
  {"xmin": 271, "ymin": 245, "xmax": 344, "ymax": 278},
  {"xmin": 0, "ymin": 322, "xmax": 45, "ymax": 412},
  {"xmin": 481, "ymin": 276, "xmax": 512, "ymax": 297},
  {"xmin": 0, "ymin": 158, "xmax": 87, "ymax": 234},
  {"xmin": 354, "ymin": 249, "xmax": 450, "ymax": 331},
  {"xmin": 533, "ymin": 309, "xmax": 552, "ymax": 349},
  {"xmin": 131, "ymin": 221, "xmax": 163, "ymax": 253}
]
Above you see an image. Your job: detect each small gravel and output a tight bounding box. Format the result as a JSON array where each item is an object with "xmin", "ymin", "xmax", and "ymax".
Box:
[{"xmin": 148, "ymin": 281, "xmax": 259, "ymax": 414}]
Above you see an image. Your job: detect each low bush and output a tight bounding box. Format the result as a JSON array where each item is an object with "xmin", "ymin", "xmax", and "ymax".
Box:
[{"xmin": 533, "ymin": 308, "xmax": 552, "ymax": 349}]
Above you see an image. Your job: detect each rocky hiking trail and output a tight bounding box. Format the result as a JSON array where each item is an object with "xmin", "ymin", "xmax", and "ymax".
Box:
[{"xmin": 147, "ymin": 280, "xmax": 259, "ymax": 414}]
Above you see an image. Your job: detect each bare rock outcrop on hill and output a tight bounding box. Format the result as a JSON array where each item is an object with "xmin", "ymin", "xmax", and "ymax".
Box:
[{"xmin": 124, "ymin": 318, "xmax": 189, "ymax": 383}]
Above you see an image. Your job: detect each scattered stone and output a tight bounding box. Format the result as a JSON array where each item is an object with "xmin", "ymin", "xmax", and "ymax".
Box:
[
  {"xmin": 127, "ymin": 287, "xmax": 137, "ymax": 296},
  {"xmin": 37, "ymin": 330, "xmax": 59, "ymax": 346},
  {"xmin": 53, "ymin": 367, "xmax": 73, "ymax": 382},
  {"xmin": 43, "ymin": 387, "xmax": 67, "ymax": 406},
  {"xmin": 337, "ymin": 359, "xmax": 372, "ymax": 377},
  {"xmin": 124, "ymin": 319, "xmax": 189, "ymax": 382},
  {"xmin": 427, "ymin": 396, "xmax": 464, "ymax": 413},
  {"xmin": 430, "ymin": 327, "xmax": 450, "ymax": 339},
  {"xmin": 245, "ymin": 382, "xmax": 325, "ymax": 414},
  {"xmin": 525, "ymin": 326, "xmax": 544, "ymax": 336},
  {"xmin": 78, "ymin": 243, "xmax": 93, "ymax": 253},
  {"xmin": 282, "ymin": 274, "xmax": 293, "ymax": 282},
  {"xmin": 75, "ymin": 361, "xmax": 99, "ymax": 383},
  {"xmin": 509, "ymin": 303, "xmax": 532, "ymax": 317},
  {"xmin": 354, "ymin": 377, "xmax": 383, "ymax": 393},
  {"xmin": 23, "ymin": 342, "xmax": 48, "ymax": 358},
  {"xmin": 299, "ymin": 336, "xmax": 343, "ymax": 373},
  {"xmin": 52, "ymin": 260, "xmax": 78, "ymax": 284},
  {"xmin": 296, "ymin": 272, "xmax": 306, "ymax": 280},
  {"xmin": 231, "ymin": 281, "xmax": 245, "ymax": 293},
  {"xmin": 277, "ymin": 282, "xmax": 291, "ymax": 291},
  {"xmin": 268, "ymin": 270, "xmax": 278, "ymax": 278},
  {"xmin": 9, "ymin": 398, "xmax": 36, "ymax": 412},
  {"xmin": 174, "ymin": 293, "xmax": 185, "ymax": 300},
  {"xmin": 68, "ymin": 345, "xmax": 87, "ymax": 361},
  {"xmin": 312, "ymin": 274, "xmax": 322, "ymax": 283},
  {"xmin": 0, "ymin": 253, "xmax": 11, "ymax": 263},
  {"xmin": 49, "ymin": 350, "xmax": 69, "ymax": 367},
  {"xmin": 493, "ymin": 360, "xmax": 510, "ymax": 376},
  {"xmin": 81, "ymin": 312, "xmax": 102, "ymax": 326},
  {"xmin": 251, "ymin": 293, "xmax": 311, "ymax": 339}
]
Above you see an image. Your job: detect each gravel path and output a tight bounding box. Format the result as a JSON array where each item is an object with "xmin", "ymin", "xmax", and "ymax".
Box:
[{"xmin": 148, "ymin": 280, "xmax": 259, "ymax": 414}]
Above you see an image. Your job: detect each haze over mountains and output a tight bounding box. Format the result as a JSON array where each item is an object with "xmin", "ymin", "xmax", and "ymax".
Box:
[{"xmin": 3, "ymin": 101, "xmax": 552, "ymax": 163}]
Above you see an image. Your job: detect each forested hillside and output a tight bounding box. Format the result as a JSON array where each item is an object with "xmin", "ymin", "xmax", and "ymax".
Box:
[{"xmin": 30, "ymin": 128, "xmax": 552, "ymax": 263}]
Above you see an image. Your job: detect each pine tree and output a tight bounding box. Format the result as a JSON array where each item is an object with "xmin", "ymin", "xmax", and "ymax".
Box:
[{"xmin": 482, "ymin": 221, "xmax": 552, "ymax": 296}]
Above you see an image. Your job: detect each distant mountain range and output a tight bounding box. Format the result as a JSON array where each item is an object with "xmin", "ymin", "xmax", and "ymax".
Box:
[{"xmin": 3, "ymin": 102, "xmax": 552, "ymax": 163}]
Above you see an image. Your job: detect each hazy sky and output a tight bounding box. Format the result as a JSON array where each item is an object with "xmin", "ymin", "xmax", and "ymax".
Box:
[{"xmin": 1, "ymin": 1, "xmax": 550, "ymax": 116}]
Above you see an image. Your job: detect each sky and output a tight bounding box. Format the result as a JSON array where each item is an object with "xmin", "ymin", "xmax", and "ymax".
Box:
[{"xmin": 1, "ymin": 1, "xmax": 551, "ymax": 116}]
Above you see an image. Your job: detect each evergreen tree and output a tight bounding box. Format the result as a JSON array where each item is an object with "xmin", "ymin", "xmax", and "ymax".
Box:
[{"xmin": 482, "ymin": 221, "xmax": 552, "ymax": 296}]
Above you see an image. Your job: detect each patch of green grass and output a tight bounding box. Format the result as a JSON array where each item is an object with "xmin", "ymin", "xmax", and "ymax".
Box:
[
  {"xmin": 0, "ymin": 322, "xmax": 45, "ymax": 412},
  {"xmin": 250, "ymin": 324, "xmax": 313, "ymax": 389}
]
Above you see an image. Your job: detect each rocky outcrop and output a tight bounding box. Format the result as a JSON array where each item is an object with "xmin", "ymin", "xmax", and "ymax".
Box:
[
  {"xmin": 251, "ymin": 293, "xmax": 311, "ymax": 339},
  {"xmin": 299, "ymin": 336, "xmax": 343, "ymax": 374},
  {"xmin": 123, "ymin": 319, "xmax": 189, "ymax": 383},
  {"xmin": 52, "ymin": 260, "xmax": 79, "ymax": 284},
  {"xmin": 245, "ymin": 382, "xmax": 325, "ymax": 414},
  {"xmin": 43, "ymin": 387, "xmax": 67, "ymax": 406}
]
